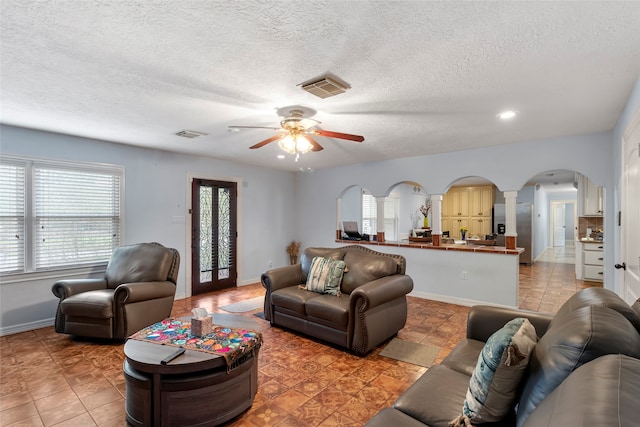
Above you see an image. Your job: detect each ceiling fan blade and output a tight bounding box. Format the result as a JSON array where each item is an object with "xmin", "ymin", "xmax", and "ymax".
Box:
[
  {"xmin": 305, "ymin": 136, "xmax": 324, "ymax": 152},
  {"xmin": 311, "ymin": 129, "xmax": 365, "ymax": 142},
  {"xmin": 229, "ymin": 125, "xmax": 282, "ymax": 130},
  {"xmin": 249, "ymin": 134, "xmax": 284, "ymax": 149}
]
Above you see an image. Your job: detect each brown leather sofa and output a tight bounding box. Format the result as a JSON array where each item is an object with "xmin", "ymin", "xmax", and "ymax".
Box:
[
  {"xmin": 52, "ymin": 242, "xmax": 180, "ymax": 340},
  {"xmin": 261, "ymin": 245, "xmax": 413, "ymax": 354},
  {"xmin": 366, "ymin": 287, "xmax": 640, "ymax": 426}
]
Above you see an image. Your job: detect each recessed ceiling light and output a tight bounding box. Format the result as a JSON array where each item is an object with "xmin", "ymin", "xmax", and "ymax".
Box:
[
  {"xmin": 277, "ymin": 154, "xmax": 285, "ymax": 159},
  {"xmin": 497, "ymin": 110, "xmax": 518, "ymax": 120}
]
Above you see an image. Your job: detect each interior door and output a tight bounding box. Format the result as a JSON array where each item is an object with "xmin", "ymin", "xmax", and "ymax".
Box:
[
  {"xmin": 553, "ymin": 203, "xmax": 566, "ymax": 247},
  {"xmin": 191, "ymin": 179, "xmax": 237, "ymax": 295},
  {"xmin": 621, "ymin": 109, "xmax": 640, "ymax": 304}
]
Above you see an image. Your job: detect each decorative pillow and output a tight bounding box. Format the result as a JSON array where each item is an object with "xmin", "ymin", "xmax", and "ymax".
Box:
[
  {"xmin": 304, "ymin": 257, "xmax": 346, "ymax": 296},
  {"xmin": 450, "ymin": 318, "xmax": 537, "ymax": 426}
]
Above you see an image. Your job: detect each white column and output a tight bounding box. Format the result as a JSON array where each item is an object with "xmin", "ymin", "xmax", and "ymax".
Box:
[
  {"xmin": 431, "ymin": 194, "xmax": 443, "ymax": 234},
  {"xmin": 336, "ymin": 198, "xmax": 342, "ymax": 239},
  {"xmin": 375, "ymin": 197, "xmax": 385, "ymax": 233},
  {"xmin": 504, "ymin": 191, "xmax": 518, "ymax": 237}
]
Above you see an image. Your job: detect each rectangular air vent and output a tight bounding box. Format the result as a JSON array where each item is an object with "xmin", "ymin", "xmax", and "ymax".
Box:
[
  {"xmin": 175, "ymin": 130, "xmax": 207, "ymax": 138},
  {"xmin": 300, "ymin": 76, "xmax": 348, "ymax": 99}
]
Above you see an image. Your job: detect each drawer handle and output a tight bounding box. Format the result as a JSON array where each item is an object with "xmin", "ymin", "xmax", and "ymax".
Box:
[
  {"xmin": 598, "ymin": 246, "xmax": 603, "ymax": 249},
  {"xmin": 598, "ymin": 272, "xmax": 603, "ymax": 275},
  {"xmin": 598, "ymin": 258, "xmax": 603, "ymax": 261}
]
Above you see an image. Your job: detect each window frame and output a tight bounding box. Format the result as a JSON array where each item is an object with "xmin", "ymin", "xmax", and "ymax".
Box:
[{"xmin": 0, "ymin": 154, "xmax": 124, "ymax": 282}]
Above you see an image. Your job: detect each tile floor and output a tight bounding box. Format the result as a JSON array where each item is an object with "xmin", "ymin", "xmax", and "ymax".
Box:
[{"xmin": 0, "ymin": 247, "xmax": 601, "ymax": 426}]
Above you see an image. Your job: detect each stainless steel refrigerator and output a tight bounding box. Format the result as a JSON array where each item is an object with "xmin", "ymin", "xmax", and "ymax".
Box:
[{"xmin": 493, "ymin": 203, "xmax": 534, "ymax": 265}]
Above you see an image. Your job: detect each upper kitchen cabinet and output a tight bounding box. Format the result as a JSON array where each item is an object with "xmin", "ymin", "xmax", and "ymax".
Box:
[
  {"xmin": 442, "ymin": 185, "xmax": 495, "ymax": 238},
  {"xmin": 445, "ymin": 187, "xmax": 470, "ymax": 217},
  {"xmin": 579, "ymin": 174, "xmax": 604, "ymax": 216},
  {"xmin": 470, "ymin": 186, "xmax": 493, "ymax": 217}
]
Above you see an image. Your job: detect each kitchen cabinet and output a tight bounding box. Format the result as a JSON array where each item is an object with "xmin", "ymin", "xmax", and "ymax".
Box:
[
  {"xmin": 446, "ymin": 188, "xmax": 469, "ymax": 217},
  {"xmin": 582, "ymin": 241, "xmax": 604, "ymax": 282},
  {"xmin": 581, "ymin": 175, "xmax": 604, "ymax": 216},
  {"xmin": 470, "ymin": 186, "xmax": 493, "ymax": 217},
  {"xmin": 469, "ymin": 217, "xmax": 491, "ymax": 237},
  {"xmin": 443, "ymin": 217, "xmax": 469, "ymax": 239},
  {"xmin": 442, "ymin": 185, "xmax": 494, "ymax": 239}
]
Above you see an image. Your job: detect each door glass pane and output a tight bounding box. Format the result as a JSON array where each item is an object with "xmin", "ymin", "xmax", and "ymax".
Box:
[
  {"xmin": 217, "ymin": 187, "xmax": 230, "ymax": 280},
  {"xmin": 199, "ymin": 186, "xmax": 212, "ymax": 283}
]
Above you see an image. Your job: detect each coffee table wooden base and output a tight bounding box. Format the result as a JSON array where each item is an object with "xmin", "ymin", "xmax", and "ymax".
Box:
[
  {"xmin": 124, "ymin": 314, "xmax": 260, "ymax": 427},
  {"xmin": 124, "ymin": 354, "xmax": 258, "ymax": 427}
]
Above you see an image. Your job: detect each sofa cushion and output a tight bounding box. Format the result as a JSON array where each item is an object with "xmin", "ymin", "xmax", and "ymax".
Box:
[
  {"xmin": 305, "ymin": 257, "xmax": 346, "ymax": 296},
  {"xmin": 451, "ymin": 318, "xmax": 537, "ymax": 426},
  {"xmin": 394, "ymin": 364, "xmax": 472, "ymax": 427},
  {"xmin": 300, "ymin": 248, "xmax": 345, "ymax": 281},
  {"xmin": 341, "ymin": 251, "xmax": 398, "ymax": 294},
  {"xmin": 522, "ymin": 354, "xmax": 640, "ymax": 427},
  {"xmin": 305, "ymin": 294, "xmax": 350, "ymax": 329},
  {"xmin": 549, "ymin": 287, "xmax": 640, "ymax": 333},
  {"xmin": 441, "ymin": 338, "xmax": 485, "ymax": 377},
  {"xmin": 516, "ymin": 305, "xmax": 640, "ymax": 427},
  {"xmin": 60, "ymin": 289, "xmax": 115, "ymax": 318},
  {"xmin": 271, "ymin": 287, "xmax": 319, "ymax": 315},
  {"xmin": 105, "ymin": 243, "xmax": 172, "ymax": 288}
]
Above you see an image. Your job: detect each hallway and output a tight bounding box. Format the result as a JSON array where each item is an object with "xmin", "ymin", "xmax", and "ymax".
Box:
[{"xmin": 518, "ymin": 244, "xmax": 601, "ymax": 313}]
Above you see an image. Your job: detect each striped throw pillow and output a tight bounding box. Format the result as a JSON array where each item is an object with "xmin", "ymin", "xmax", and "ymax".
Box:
[{"xmin": 305, "ymin": 257, "xmax": 346, "ymax": 296}]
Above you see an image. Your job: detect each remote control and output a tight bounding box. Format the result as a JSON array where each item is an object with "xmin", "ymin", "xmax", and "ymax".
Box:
[{"xmin": 160, "ymin": 348, "xmax": 185, "ymax": 365}]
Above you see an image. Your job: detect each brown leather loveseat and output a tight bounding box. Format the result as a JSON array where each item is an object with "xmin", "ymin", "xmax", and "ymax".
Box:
[
  {"xmin": 366, "ymin": 287, "xmax": 640, "ymax": 426},
  {"xmin": 262, "ymin": 245, "xmax": 413, "ymax": 354}
]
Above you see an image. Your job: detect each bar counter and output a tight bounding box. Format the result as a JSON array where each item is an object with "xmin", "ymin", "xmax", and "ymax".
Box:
[{"xmin": 335, "ymin": 239, "xmax": 524, "ymax": 255}]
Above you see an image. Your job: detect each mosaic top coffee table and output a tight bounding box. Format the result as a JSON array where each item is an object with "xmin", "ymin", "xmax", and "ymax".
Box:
[{"xmin": 123, "ymin": 313, "xmax": 261, "ymax": 427}]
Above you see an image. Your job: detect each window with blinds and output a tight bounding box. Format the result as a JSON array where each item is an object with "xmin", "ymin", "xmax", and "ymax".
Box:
[
  {"xmin": 0, "ymin": 156, "xmax": 123, "ymax": 275},
  {"xmin": 384, "ymin": 197, "xmax": 399, "ymax": 241},
  {"xmin": 0, "ymin": 162, "xmax": 26, "ymax": 273},
  {"xmin": 362, "ymin": 193, "xmax": 376, "ymax": 235}
]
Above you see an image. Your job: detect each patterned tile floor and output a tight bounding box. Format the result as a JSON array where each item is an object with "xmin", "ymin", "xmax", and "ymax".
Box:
[{"xmin": 0, "ymin": 248, "xmax": 601, "ymax": 426}]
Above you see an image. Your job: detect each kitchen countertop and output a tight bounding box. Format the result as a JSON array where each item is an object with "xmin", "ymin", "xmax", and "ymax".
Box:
[
  {"xmin": 579, "ymin": 238, "xmax": 604, "ymax": 243},
  {"xmin": 335, "ymin": 238, "xmax": 524, "ymax": 255}
]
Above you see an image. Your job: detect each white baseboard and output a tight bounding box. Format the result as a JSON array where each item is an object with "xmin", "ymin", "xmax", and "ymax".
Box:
[
  {"xmin": 0, "ymin": 318, "xmax": 55, "ymax": 337},
  {"xmin": 408, "ymin": 290, "xmax": 517, "ymax": 309},
  {"xmin": 240, "ymin": 278, "xmax": 261, "ymax": 287}
]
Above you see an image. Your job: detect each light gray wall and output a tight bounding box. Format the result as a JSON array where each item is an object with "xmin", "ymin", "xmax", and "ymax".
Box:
[
  {"xmin": 0, "ymin": 125, "xmax": 296, "ymax": 334},
  {"xmin": 293, "ymin": 130, "xmax": 615, "ymax": 303}
]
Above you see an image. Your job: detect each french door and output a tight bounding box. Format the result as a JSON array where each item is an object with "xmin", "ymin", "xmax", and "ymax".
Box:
[{"xmin": 191, "ymin": 179, "xmax": 237, "ymax": 295}]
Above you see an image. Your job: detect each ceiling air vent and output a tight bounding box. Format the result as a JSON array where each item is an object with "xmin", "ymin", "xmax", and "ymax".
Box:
[
  {"xmin": 300, "ymin": 76, "xmax": 349, "ymax": 99},
  {"xmin": 175, "ymin": 130, "xmax": 208, "ymax": 138}
]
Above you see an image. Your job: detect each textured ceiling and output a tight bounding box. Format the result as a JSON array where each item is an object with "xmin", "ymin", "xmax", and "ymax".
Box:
[{"xmin": 1, "ymin": 1, "xmax": 639, "ymax": 173}]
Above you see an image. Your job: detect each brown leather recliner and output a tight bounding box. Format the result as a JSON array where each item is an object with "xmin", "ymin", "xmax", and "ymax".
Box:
[
  {"xmin": 52, "ymin": 242, "xmax": 180, "ymax": 340},
  {"xmin": 262, "ymin": 245, "xmax": 413, "ymax": 354}
]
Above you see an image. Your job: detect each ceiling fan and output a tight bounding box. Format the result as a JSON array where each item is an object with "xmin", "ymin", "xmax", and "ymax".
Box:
[{"xmin": 228, "ymin": 109, "xmax": 364, "ymax": 158}]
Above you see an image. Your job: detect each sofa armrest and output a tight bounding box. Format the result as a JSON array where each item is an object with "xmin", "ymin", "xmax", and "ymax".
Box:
[
  {"xmin": 52, "ymin": 278, "xmax": 108, "ymax": 299},
  {"xmin": 350, "ymin": 275, "xmax": 414, "ymax": 311},
  {"xmin": 262, "ymin": 264, "xmax": 303, "ymax": 292},
  {"xmin": 114, "ymin": 281, "xmax": 176, "ymax": 304},
  {"xmin": 467, "ymin": 305, "xmax": 553, "ymax": 342}
]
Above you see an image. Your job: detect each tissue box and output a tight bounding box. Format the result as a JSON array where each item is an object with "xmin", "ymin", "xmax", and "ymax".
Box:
[{"xmin": 191, "ymin": 316, "xmax": 214, "ymax": 337}]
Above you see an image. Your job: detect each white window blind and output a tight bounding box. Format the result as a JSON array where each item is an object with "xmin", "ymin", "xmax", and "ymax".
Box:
[
  {"xmin": 34, "ymin": 166, "xmax": 121, "ymax": 270},
  {"xmin": 0, "ymin": 163, "xmax": 26, "ymax": 273},
  {"xmin": 384, "ymin": 197, "xmax": 399, "ymax": 241},
  {"xmin": 362, "ymin": 193, "xmax": 377, "ymax": 235},
  {"xmin": 1, "ymin": 155, "xmax": 123, "ymax": 276}
]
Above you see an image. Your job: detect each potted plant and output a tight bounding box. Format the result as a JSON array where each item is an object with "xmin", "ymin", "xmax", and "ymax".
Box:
[
  {"xmin": 419, "ymin": 201, "xmax": 431, "ymax": 228},
  {"xmin": 460, "ymin": 227, "xmax": 468, "ymax": 240}
]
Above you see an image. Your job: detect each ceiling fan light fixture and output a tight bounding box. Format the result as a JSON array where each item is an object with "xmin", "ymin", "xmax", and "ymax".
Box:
[
  {"xmin": 278, "ymin": 134, "xmax": 312, "ymax": 155},
  {"xmin": 497, "ymin": 110, "xmax": 518, "ymax": 120}
]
